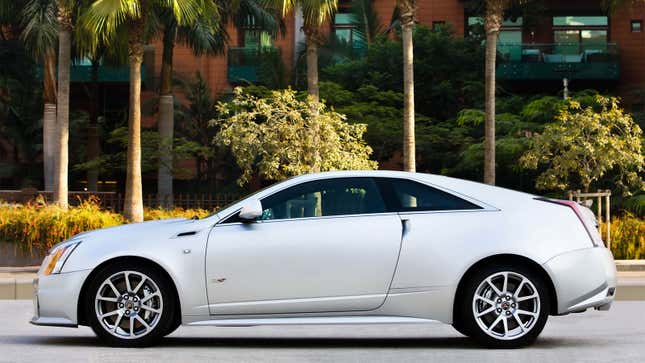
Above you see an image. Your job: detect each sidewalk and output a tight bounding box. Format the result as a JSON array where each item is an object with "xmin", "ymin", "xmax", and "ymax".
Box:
[{"xmin": 2, "ymin": 262, "xmax": 644, "ymax": 300}]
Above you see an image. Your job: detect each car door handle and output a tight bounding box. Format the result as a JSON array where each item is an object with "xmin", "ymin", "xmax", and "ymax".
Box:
[{"xmin": 401, "ymin": 218, "xmax": 411, "ymax": 239}]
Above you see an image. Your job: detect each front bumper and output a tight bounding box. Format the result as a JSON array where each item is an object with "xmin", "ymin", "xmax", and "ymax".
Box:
[
  {"xmin": 543, "ymin": 247, "xmax": 617, "ymax": 315},
  {"xmin": 30, "ymin": 269, "xmax": 92, "ymax": 327}
]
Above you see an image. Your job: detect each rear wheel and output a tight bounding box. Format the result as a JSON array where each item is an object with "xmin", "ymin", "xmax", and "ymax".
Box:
[
  {"xmin": 85, "ymin": 263, "xmax": 176, "ymax": 347},
  {"xmin": 458, "ymin": 265, "xmax": 550, "ymax": 348}
]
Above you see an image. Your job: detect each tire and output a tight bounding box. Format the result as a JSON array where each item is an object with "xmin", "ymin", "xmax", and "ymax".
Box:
[
  {"xmin": 85, "ymin": 262, "xmax": 177, "ymax": 347},
  {"xmin": 457, "ymin": 264, "xmax": 550, "ymax": 348}
]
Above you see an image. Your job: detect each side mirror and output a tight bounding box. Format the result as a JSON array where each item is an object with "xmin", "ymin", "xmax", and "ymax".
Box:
[{"xmin": 238, "ymin": 199, "xmax": 263, "ymax": 222}]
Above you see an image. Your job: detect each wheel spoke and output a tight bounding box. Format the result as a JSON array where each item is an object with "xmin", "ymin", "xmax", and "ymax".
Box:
[
  {"xmin": 129, "ymin": 316, "xmax": 135, "ymax": 337},
  {"xmin": 487, "ymin": 314, "xmax": 504, "ymax": 332},
  {"xmin": 106, "ymin": 280, "xmax": 121, "ymax": 297},
  {"xmin": 486, "ymin": 278, "xmax": 503, "ymax": 297},
  {"xmin": 513, "ymin": 312, "xmax": 525, "ymax": 332},
  {"xmin": 132, "ymin": 278, "xmax": 146, "ymax": 294},
  {"xmin": 517, "ymin": 309, "xmax": 538, "ymax": 317},
  {"xmin": 140, "ymin": 292, "xmax": 160, "ymax": 303},
  {"xmin": 135, "ymin": 315, "xmax": 151, "ymax": 332},
  {"xmin": 517, "ymin": 294, "xmax": 538, "ymax": 302},
  {"xmin": 97, "ymin": 296, "xmax": 118, "ymax": 303},
  {"xmin": 475, "ymin": 294, "xmax": 495, "ymax": 306},
  {"xmin": 514, "ymin": 279, "xmax": 527, "ymax": 298},
  {"xmin": 140, "ymin": 305, "xmax": 161, "ymax": 314},
  {"xmin": 124, "ymin": 272, "xmax": 133, "ymax": 292},
  {"xmin": 502, "ymin": 315, "xmax": 509, "ymax": 336},
  {"xmin": 502, "ymin": 272, "xmax": 509, "ymax": 294},
  {"xmin": 100, "ymin": 310, "xmax": 119, "ymax": 319},
  {"xmin": 476, "ymin": 306, "xmax": 496, "ymax": 317},
  {"xmin": 112, "ymin": 313, "xmax": 123, "ymax": 332}
]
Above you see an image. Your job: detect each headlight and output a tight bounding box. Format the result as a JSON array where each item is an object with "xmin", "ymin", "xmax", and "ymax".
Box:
[{"xmin": 39, "ymin": 240, "xmax": 82, "ymax": 276}]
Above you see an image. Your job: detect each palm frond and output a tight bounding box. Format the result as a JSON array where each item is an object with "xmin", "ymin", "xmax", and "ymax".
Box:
[
  {"xmin": 82, "ymin": 0, "xmax": 140, "ymax": 43},
  {"xmin": 300, "ymin": 0, "xmax": 337, "ymax": 27},
  {"xmin": 350, "ymin": 0, "xmax": 383, "ymax": 45},
  {"xmin": 20, "ymin": 0, "xmax": 59, "ymax": 59}
]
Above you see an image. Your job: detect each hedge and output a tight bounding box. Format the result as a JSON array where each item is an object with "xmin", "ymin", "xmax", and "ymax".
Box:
[{"xmin": 0, "ymin": 199, "xmax": 211, "ymax": 253}]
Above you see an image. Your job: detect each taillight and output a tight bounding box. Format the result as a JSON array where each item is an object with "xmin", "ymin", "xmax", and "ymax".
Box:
[{"xmin": 534, "ymin": 197, "xmax": 603, "ymax": 246}]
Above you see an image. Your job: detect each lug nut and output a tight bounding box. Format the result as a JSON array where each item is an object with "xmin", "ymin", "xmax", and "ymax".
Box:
[
  {"xmin": 134, "ymin": 307, "xmax": 139, "ymax": 311},
  {"xmin": 133, "ymin": 297, "xmax": 138, "ymax": 302},
  {"xmin": 497, "ymin": 299, "xmax": 502, "ymax": 303},
  {"xmin": 512, "ymin": 303, "xmax": 516, "ymax": 308},
  {"xmin": 506, "ymin": 296, "xmax": 511, "ymax": 300},
  {"xmin": 506, "ymin": 311, "xmax": 511, "ymax": 316},
  {"xmin": 125, "ymin": 310, "xmax": 130, "ymax": 315},
  {"xmin": 497, "ymin": 308, "xmax": 502, "ymax": 313},
  {"xmin": 124, "ymin": 295, "xmax": 129, "ymax": 300},
  {"xmin": 119, "ymin": 303, "xmax": 124, "ymax": 308}
]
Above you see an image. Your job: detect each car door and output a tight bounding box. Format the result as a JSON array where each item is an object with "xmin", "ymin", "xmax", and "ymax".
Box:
[
  {"xmin": 374, "ymin": 177, "xmax": 491, "ymax": 290},
  {"xmin": 205, "ymin": 177, "xmax": 402, "ymax": 315}
]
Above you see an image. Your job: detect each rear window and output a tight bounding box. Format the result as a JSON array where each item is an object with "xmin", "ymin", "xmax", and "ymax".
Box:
[{"xmin": 375, "ymin": 178, "xmax": 482, "ymax": 212}]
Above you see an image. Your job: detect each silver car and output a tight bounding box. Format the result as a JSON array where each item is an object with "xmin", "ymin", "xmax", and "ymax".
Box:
[{"xmin": 31, "ymin": 171, "xmax": 617, "ymax": 348}]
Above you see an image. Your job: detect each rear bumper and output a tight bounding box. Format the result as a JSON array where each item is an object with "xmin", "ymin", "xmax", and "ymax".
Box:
[
  {"xmin": 543, "ymin": 247, "xmax": 617, "ymax": 314},
  {"xmin": 31, "ymin": 269, "xmax": 91, "ymax": 327}
]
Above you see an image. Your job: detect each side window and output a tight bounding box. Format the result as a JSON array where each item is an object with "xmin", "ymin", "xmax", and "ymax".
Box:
[
  {"xmin": 260, "ymin": 178, "xmax": 386, "ymax": 220},
  {"xmin": 376, "ymin": 178, "xmax": 482, "ymax": 212}
]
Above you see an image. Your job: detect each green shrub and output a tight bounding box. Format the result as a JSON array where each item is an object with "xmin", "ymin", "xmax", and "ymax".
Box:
[
  {"xmin": 0, "ymin": 199, "xmax": 212, "ymax": 253},
  {"xmin": 603, "ymin": 213, "xmax": 645, "ymax": 259}
]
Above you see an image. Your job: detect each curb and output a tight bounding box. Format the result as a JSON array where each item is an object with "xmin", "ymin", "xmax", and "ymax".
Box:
[{"xmin": 615, "ymin": 260, "xmax": 645, "ymax": 272}]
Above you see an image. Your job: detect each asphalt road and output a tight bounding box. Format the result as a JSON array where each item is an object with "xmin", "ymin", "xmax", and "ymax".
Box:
[{"xmin": 1, "ymin": 300, "xmax": 644, "ymax": 363}]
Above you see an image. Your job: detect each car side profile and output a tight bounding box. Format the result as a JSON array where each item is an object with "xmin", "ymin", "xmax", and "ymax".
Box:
[{"xmin": 31, "ymin": 171, "xmax": 617, "ymax": 348}]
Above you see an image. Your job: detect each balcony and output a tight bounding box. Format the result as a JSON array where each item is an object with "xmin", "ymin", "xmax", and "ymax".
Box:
[
  {"xmin": 69, "ymin": 64, "xmax": 145, "ymax": 83},
  {"xmin": 227, "ymin": 47, "xmax": 279, "ymax": 84},
  {"xmin": 496, "ymin": 43, "xmax": 619, "ymax": 81}
]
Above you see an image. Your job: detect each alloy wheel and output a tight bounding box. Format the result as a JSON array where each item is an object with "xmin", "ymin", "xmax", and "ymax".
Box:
[
  {"xmin": 472, "ymin": 271, "xmax": 541, "ymax": 340},
  {"xmin": 94, "ymin": 270, "xmax": 164, "ymax": 339}
]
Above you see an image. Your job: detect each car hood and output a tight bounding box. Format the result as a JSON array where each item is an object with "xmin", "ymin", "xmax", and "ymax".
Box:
[{"xmin": 68, "ymin": 216, "xmax": 219, "ymax": 245}]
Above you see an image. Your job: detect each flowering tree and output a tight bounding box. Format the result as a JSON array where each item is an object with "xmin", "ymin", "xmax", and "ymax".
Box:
[
  {"xmin": 214, "ymin": 88, "xmax": 377, "ymax": 186},
  {"xmin": 520, "ymin": 95, "xmax": 644, "ymax": 194}
]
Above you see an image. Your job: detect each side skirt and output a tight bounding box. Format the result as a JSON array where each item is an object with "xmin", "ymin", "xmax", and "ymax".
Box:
[{"xmin": 187, "ymin": 316, "xmax": 439, "ymax": 327}]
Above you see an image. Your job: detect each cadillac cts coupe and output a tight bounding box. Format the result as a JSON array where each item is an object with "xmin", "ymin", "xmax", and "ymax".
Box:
[{"xmin": 31, "ymin": 171, "xmax": 617, "ymax": 348}]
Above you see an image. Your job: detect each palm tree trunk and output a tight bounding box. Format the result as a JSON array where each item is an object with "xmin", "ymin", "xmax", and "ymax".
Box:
[
  {"xmin": 43, "ymin": 49, "xmax": 56, "ymax": 191},
  {"xmin": 305, "ymin": 34, "xmax": 319, "ymax": 104},
  {"xmin": 484, "ymin": 0, "xmax": 505, "ymax": 185},
  {"xmin": 87, "ymin": 58, "xmax": 101, "ymax": 191},
  {"xmin": 124, "ymin": 22, "xmax": 145, "ymax": 222},
  {"xmin": 54, "ymin": 20, "xmax": 71, "ymax": 209},
  {"xmin": 399, "ymin": 2, "xmax": 416, "ymax": 172},
  {"xmin": 157, "ymin": 26, "xmax": 175, "ymax": 209}
]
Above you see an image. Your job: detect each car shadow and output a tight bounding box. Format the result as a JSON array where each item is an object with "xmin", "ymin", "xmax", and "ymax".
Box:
[{"xmin": 4, "ymin": 335, "xmax": 606, "ymax": 349}]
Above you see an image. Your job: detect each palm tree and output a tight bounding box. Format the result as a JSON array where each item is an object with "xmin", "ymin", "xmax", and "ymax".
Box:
[
  {"xmin": 483, "ymin": 0, "xmax": 508, "ymax": 185},
  {"xmin": 82, "ymin": 0, "xmax": 200, "ymax": 222},
  {"xmin": 19, "ymin": 0, "xmax": 58, "ymax": 191},
  {"xmin": 156, "ymin": 0, "xmax": 281, "ymax": 208},
  {"xmin": 53, "ymin": 0, "xmax": 74, "ymax": 209},
  {"xmin": 396, "ymin": 0, "xmax": 416, "ymax": 172},
  {"xmin": 156, "ymin": 2, "xmax": 223, "ymax": 209},
  {"xmin": 272, "ymin": 0, "xmax": 338, "ymax": 103}
]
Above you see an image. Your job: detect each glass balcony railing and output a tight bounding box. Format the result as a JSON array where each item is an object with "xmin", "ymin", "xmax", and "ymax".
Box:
[
  {"xmin": 496, "ymin": 42, "xmax": 619, "ymax": 80},
  {"xmin": 227, "ymin": 46, "xmax": 279, "ymax": 84}
]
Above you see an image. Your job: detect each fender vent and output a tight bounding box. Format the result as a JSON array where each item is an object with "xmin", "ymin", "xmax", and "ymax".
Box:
[{"xmin": 176, "ymin": 231, "xmax": 197, "ymax": 237}]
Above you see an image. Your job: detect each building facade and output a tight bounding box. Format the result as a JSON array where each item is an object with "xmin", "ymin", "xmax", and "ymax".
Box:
[{"xmin": 152, "ymin": 0, "xmax": 643, "ymax": 101}]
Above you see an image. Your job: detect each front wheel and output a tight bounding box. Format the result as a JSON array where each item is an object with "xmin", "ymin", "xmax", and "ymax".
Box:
[
  {"xmin": 85, "ymin": 263, "xmax": 176, "ymax": 347},
  {"xmin": 458, "ymin": 265, "xmax": 550, "ymax": 348}
]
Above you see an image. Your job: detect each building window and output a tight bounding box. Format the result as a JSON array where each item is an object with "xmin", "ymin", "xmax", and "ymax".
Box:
[
  {"xmin": 241, "ymin": 15, "xmax": 274, "ymax": 49},
  {"xmin": 552, "ymin": 15, "xmax": 608, "ymax": 55},
  {"xmin": 468, "ymin": 16, "xmax": 523, "ymax": 61},
  {"xmin": 333, "ymin": 13, "xmax": 366, "ymax": 50},
  {"xmin": 632, "ymin": 20, "xmax": 643, "ymax": 33}
]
